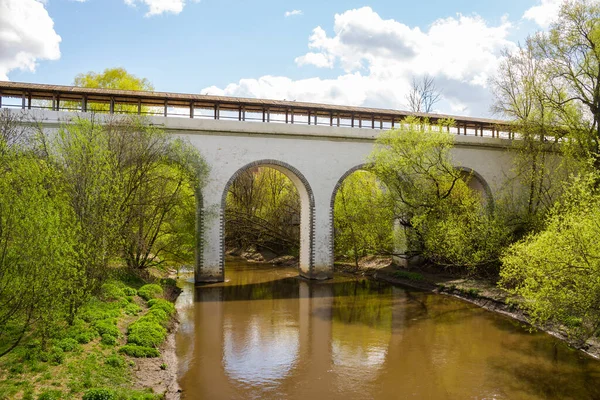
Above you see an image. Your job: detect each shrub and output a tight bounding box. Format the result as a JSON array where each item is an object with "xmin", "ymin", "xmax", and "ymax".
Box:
[
  {"xmin": 76, "ymin": 330, "xmax": 98, "ymax": 344},
  {"xmin": 82, "ymin": 388, "xmax": 116, "ymax": 400},
  {"xmin": 127, "ymin": 320, "xmax": 166, "ymax": 348},
  {"xmin": 37, "ymin": 390, "xmax": 62, "ymax": 400},
  {"xmin": 101, "ymin": 334, "xmax": 118, "ymax": 346},
  {"xmin": 123, "ymin": 287, "xmax": 137, "ymax": 296},
  {"xmin": 392, "ymin": 270, "xmax": 424, "ymax": 281},
  {"xmin": 124, "ymin": 303, "xmax": 142, "ymax": 316},
  {"xmin": 101, "ymin": 283, "xmax": 125, "ymax": 301},
  {"xmin": 49, "ymin": 346, "xmax": 65, "ymax": 365},
  {"xmin": 104, "ymin": 354, "xmax": 126, "ymax": 368},
  {"xmin": 119, "ymin": 345, "xmax": 160, "ymax": 358},
  {"xmin": 137, "ymin": 284, "xmax": 163, "ymax": 301},
  {"xmin": 147, "ymin": 299, "xmax": 175, "ymax": 316},
  {"xmin": 56, "ymin": 338, "xmax": 80, "ymax": 352},
  {"xmin": 93, "ymin": 319, "xmax": 120, "ymax": 338}
]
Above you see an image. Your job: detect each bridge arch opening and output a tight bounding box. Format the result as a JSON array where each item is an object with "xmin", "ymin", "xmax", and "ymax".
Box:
[
  {"xmin": 220, "ymin": 160, "xmax": 314, "ymax": 278},
  {"xmin": 455, "ymin": 166, "xmax": 493, "ymax": 207},
  {"xmin": 329, "ymin": 164, "xmax": 394, "ymax": 268}
]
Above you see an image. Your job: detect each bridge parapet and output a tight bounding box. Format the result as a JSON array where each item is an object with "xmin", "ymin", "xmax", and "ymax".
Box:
[{"xmin": 0, "ymin": 81, "xmax": 513, "ymax": 139}]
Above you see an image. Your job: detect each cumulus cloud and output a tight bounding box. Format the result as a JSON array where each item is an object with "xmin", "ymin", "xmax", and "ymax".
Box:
[
  {"xmin": 284, "ymin": 10, "xmax": 302, "ymax": 17},
  {"xmin": 124, "ymin": 0, "xmax": 199, "ymax": 17},
  {"xmin": 204, "ymin": 7, "xmax": 516, "ymax": 117},
  {"xmin": 0, "ymin": 0, "xmax": 61, "ymax": 81},
  {"xmin": 523, "ymin": 0, "xmax": 564, "ymax": 27}
]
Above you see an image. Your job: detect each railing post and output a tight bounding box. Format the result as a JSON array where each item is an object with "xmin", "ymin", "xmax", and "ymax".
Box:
[
  {"xmin": 267, "ymin": 108, "xmax": 270, "ymax": 123},
  {"xmin": 190, "ymin": 102, "xmax": 195, "ymax": 118},
  {"xmin": 242, "ymin": 106, "xmax": 246, "ymax": 121},
  {"xmin": 215, "ymin": 104, "xmax": 220, "ymax": 120},
  {"xmin": 337, "ymin": 114, "xmax": 340, "ymax": 127},
  {"xmin": 262, "ymin": 108, "xmax": 266, "ymax": 122},
  {"xmin": 351, "ymin": 114, "xmax": 355, "ymax": 128},
  {"xmin": 164, "ymin": 100, "xmax": 168, "ymax": 117},
  {"xmin": 391, "ymin": 118, "xmax": 394, "ymax": 128},
  {"xmin": 358, "ymin": 115, "xmax": 362, "ymax": 128},
  {"xmin": 308, "ymin": 110, "xmax": 311, "ymax": 125},
  {"xmin": 372, "ymin": 115, "xmax": 375, "ymax": 129},
  {"xmin": 110, "ymin": 97, "xmax": 115, "ymax": 114},
  {"xmin": 28, "ymin": 92, "xmax": 32, "ymax": 110},
  {"xmin": 286, "ymin": 109, "xmax": 289, "ymax": 124},
  {"xmin": 0, "ymin": 91, "xmax": 2, "ymax": 108},
  {"xmin": 239, "ymin": 105, "xmax": 242, "ymax": 121},
  {"xmin": 82, "ymin": 95, "xmax": 87, "ymax": 112},
  {"xmin": 314, "ymin": 112, "xmax": 317, "ymax": 125},
  {"xmin": 138, "ymin": 98, "xmax": 142, "ymax": 115},
  {"xmin": 21, "ymin": 93, "xmax": 26, "ymax": 109},
  {"xmin": 330, "ymin": 112, "xmax": 333, "ymax": 127},
  {"xmin": 290, "ymin": 109, "xmax": 294, "ymax": 124}
]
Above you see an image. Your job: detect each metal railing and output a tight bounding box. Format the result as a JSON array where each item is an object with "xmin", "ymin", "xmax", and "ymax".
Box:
[{"xmin": 0, "ymin": 81, "xmax": 515, "ymax": 139}]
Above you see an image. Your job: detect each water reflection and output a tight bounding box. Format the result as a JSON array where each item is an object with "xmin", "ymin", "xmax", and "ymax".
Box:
[{"xmin": 176, "ymin": 259, "xmax": 600, "ymax": 400}]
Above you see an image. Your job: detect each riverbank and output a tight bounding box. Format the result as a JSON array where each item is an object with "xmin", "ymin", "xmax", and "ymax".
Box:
[
  {"xmin": 335, "ymin": 258, "xmax": 600, "ymax": 360},
  {"xmin": 0, "ymin": 271, "xmax": 181, "ymax": 400}
]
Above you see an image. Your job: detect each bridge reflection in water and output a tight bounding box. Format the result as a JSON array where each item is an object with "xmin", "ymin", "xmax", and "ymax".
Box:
[{"xmin": 176, "ymin": 260, "xmax": 600, "ymax": 400}]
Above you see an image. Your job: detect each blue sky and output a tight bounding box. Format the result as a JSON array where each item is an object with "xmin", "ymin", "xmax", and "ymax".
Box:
[{"xmin": 1, "ymin": 0, "xmax": 567, "ymax": 117}]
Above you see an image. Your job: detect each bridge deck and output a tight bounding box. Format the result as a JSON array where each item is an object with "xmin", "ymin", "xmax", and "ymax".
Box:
[{"xmin": 0, "ymin": 81, "xmax": 513, "ymax": 138}]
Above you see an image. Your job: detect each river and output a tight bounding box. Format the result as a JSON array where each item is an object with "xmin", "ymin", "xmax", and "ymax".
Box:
[{"xmin": 175, "ymin": 259, "xmax": 600, "ymax": 399}]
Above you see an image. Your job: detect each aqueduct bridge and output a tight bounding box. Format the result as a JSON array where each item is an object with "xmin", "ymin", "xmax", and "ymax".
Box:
[{"xmin": 0, "ymin": 82, "xmax": 519, "ymax": 282}]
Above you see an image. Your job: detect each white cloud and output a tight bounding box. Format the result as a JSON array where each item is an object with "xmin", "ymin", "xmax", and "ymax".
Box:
[
  {"xmin": 284, "ymin": 10, "xmax": 302, "ymax": 17},
  {"xmin": 523, "ymin": 0, "xmax": 564, "ymax": 27},
  {"xmin": 0, "ymin": 0, "xmax": 61, "ymax": 80},
  {"xmin": 204, "ymin": 7, "xmax": 516, "ymax": 117},
  {"xmin": 124, "ymin": 0, "xmax": 199, "ymax": 17}
]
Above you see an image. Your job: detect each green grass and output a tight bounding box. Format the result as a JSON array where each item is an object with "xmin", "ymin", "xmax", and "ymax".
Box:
[{"xmin": 0, "ymin": 274, "xmax": 176, "ymax": 399}]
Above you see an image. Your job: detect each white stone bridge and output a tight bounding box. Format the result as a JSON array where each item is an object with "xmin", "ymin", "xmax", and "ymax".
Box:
[{"xmin": 0, "ymin": 82, "xmax": 519, "ymax": 283}]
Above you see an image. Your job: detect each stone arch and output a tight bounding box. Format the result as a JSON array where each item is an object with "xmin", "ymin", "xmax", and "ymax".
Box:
[
  {"xmin": 455, "ymin": 166, "xmax": 493, "ymax": 206},
  {"xmin": 220, "ymin": 159, "xmax": 315, "ymax": 279},
  {"xmin": 328, "ymin": 163, "xmax": 371, "ymax": 264}
]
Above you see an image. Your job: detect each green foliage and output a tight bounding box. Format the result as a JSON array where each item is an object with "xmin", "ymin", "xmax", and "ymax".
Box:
[
  {"xmin": 56, "ymin": 338, "xmax": 79, "ymax": 353},
  {"xmin": 124, "ymin": 304, "xmax": 142, "ymax": 316},
  {"xmin": 137, "ymin": 285, "xmax": 163, "ymax": 301},
  {"xmin": 500, "ymin": 174, "xmax": 600, "ymax": 344},
  {"xmin": 225, "ymin": 167, "xmax": 300, "ymax": 256},
  {"xmin": 127, "ymin": 320, "xmax": 167, "ymax": 348},
  {"xmin": 82, "ymin": 388, "xmax": 116, "ymax": 400},
  {"xmin": 118, "ymin": 345, "xmax": 160, "ymax": 358},
  {"xmin": 334, "ymin": 170, "xmax": 394, "ymax": 265},
  {"xmin": 123, "ymin": 287, "xmax": 137, "ymax": 297},
  {"xmin": 392, "ymin": 270, "xmax": 424, "ymax": 281},
  {"xmin": 93, "ymin": 319, "xmax": 120, "ymax": 338},
  {"xmin": 37, "ymin": 390, "xmax": 63, "ymax": 400},
  {"xmin": 104, "ymin": 354, "xmax": 126, "ymax": 369},
  {"xmin": 147, "ymin": 299, "xmax": 175, "ymax": 316},
  {"xmin": 369, "ymin": 118, "xmax": 511, "ymax": 273}
]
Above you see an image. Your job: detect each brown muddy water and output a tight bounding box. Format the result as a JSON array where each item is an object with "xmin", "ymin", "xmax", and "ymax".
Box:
[{"xmin": 175, "ymin": 259, "xmax": 600, "ymax": 400}]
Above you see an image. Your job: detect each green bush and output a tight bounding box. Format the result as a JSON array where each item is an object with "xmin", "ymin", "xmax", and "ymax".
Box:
[
  {"xmin": 127, "ymin": 320, "xmax": 166, "ymax": 348},
  {"xmin": 137, "ymin": 284, "xmax": 163, "ymax": 301},
  {"xmin": 82, "ymin": 388, "xmax": 116, "ymax": 400},
  {"xmin": 123, "ymin": 287, "xmax": 137, "ymax": 296},
  {"xmin": 56, "ymin": 338, "xmax": 80, "ymax": 352},
  {"xmin": 118, "ymin": 345, "xmax": 160, "ymax": 358},
  {"xmin": 76, "ymin": 330, "xmax": 98, "ymax": 344},
  {"xmin": 101, "ymin": 334, "xmax": 118, "ymax": 346},
  {"xmin": 37, "ymin": 390, "xmax": 62, "ymax": 400},
  {"xmin": 392, "ymin": 270, "xmax": 424, "ymax": 281},
  {"xmin": 147, "ymin": 299, "xmax": 175, "ymax": 316},
  {"xmin": 101, "ymin": 283, "xmax": 125, "ymax": 301},
  {"xmin": 81, "ymin": 308, "xmax": 121, "ymax": 323},
  {"xmin": 104, "ymin": 354, "xmax": 126, "ymax": 368},
  {"xmin": 49, "ymin": 346, "xmax": 65, "ymax": 365},
  {"xmin": 93, "ymin": 319, "xmax": 120, "ymax": 338},
  {"xmin": 124, "ymin": 303, "xmax": 142, "ymax": 316}
]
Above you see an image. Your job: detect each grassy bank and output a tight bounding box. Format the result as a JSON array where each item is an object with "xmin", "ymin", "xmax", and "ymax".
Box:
[{"xmin": 0, "ymin": 272, "xmax": 179, "ymax": 400}]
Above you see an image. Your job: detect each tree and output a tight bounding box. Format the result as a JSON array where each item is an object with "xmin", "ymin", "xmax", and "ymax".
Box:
[
  {"xmin": 500, "ymin": 174, "xmax": 600, "ymax": 345},
  {"xmin": 0, "ymin": 110, "xmax": 77, "ymax": 355},
  {"xmin": 368, "ymin": 118, "xmax": 510, "ymax": 273},
  {"xmin": 73, "ymin": 67, "xmax": 154, "ymax": 113},
  {"xmin": 406, "ymin": 75, "xmax": 442, "ymax": 113},
  {"xmin": 225, "ymin": 168, "xmax": 300, "ymax": 257},
  {"xmin": 494, "ymin": 0, "xmax": 600, "ymax": 169},
  {"xmin": 333, "ymin": 171, "xmax": 394, "ymax": 267}
]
